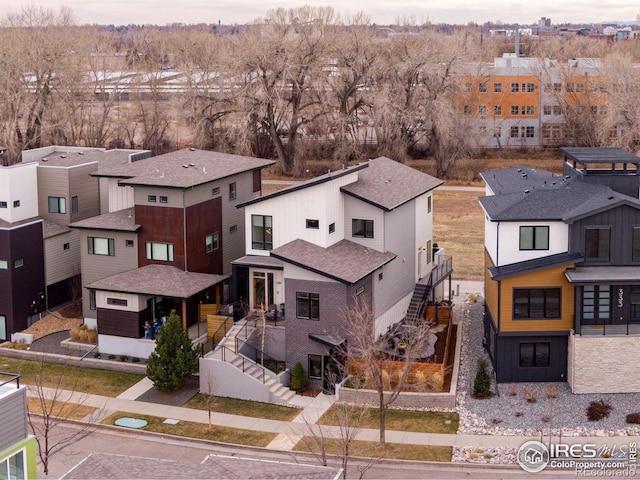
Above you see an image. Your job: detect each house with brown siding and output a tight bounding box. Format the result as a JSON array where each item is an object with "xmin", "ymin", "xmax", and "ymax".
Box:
[{"xmin": 480, "ymin": 147, "xmax": 640, "ymax": 393}]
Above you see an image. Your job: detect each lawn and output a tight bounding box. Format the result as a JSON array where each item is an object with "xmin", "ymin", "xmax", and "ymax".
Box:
[
  {"xmin": 102, "ymin": 411, "xmax": 276, "ymax": 447},
  {"xmin": 27, "ymin": 397, "xmax": 96, "ymax": 420},
  {"xmin": 183, "ymin": 394, "xmax": 301, "ymax": 421},
  {"xmin": 317, "ymin": 404, "xmax": 459, "ymax": 434},
  {"xmin": 0, "ymin": 356, "xmax": 144, "ymax": 397},
  {"xmin": 294, "ymin": 437, "xmax": 452, "ymax": 462}
]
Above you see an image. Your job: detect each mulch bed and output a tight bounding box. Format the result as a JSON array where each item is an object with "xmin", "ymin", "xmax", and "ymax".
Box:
[{"xmin": 135, "ymin": 376, "xmax": 200, "ymax": 406}]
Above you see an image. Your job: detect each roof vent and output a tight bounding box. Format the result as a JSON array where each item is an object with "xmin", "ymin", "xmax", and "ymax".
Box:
[
  {"xmin": 189, "ymin": 147, "xmax": 196, "ymax": 151},
  {"xmin": 517, "ymin": 168, "xmax": 523, "ymax": 173},
  {"xmin": 189, "ymin": 163, "xmax": 195, "ymax": 167},
  {"xmin": 182, "ymin": 164, "xmax": 189, "ymax": 168},
  {"xmin": 203, "ymin": 167, "xmax": 207, "ymax": 174},
  {"xmin": 522, "ymin": 173, "xmax": 528, "ymax": 178},
  {"xmin": 60, "ymin": 155, "xmax": 66, "ymax": 158},
  {"xmin": 608, "ymin": 195, "xmax": 614, "ymax": 200},
  {"xmin": 42, "ymin": 158, "xmax": 48, "ymax": 162},
  {"xmin": 524, "ymin": 189, "xmax": 530, "ymax": 194},
  {"xmin": 78, "ymin": 151, "xmax": 84, "ymax": 155}
]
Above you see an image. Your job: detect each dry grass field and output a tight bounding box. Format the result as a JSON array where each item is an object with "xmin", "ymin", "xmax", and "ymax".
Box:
[{"xmin": 264, "ymin": 149, "xmax": 567, "ymax": 281}]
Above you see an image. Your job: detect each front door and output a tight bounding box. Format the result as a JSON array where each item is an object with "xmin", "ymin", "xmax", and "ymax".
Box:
[{"xmin": 253, "ymin": 273, "xmax": 266, "ymax": 308}]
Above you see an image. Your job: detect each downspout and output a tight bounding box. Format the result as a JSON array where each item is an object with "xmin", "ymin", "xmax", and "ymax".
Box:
[{"xmin": 183, "ymin": 189, "xmax": 187, "ymax": 272}]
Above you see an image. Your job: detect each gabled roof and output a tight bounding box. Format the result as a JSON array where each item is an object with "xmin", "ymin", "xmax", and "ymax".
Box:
[
  {"xmin": 87, "ymin": 265, "xmax": 228, "ymax": 298},
  {"xmin": 94, "ymin": 149, "xmax": 274, "ymax": 189},
  {"xmin": 480, "ymin": 166, "xmax": 558, "ymax": 195},
  {"xmin": 488, "ymin": 252, "xmax": 583, "ymax": 280},
  {"xmin": 69, "ymin": 208, "xmax": 140, "ymax": 232},
  {"xmin": 340, "ymin": 157, "xmax": 442, "ymax": 211},
  {"xmin": 270, "ymin": 238, "xmax": 396, "ymax": 284},
  {"xmin": 43, "ymin": 220, "xmax": 70, "ymax": 239},
  {"xmin": 479, "ymin": 171, "xmax": 640, "ymax": 222}
]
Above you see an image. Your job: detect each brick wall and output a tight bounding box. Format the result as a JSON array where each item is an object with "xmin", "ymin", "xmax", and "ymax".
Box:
[{"xmin": 568, "ymin": 334, "xmax": 640, "ymax": 393}]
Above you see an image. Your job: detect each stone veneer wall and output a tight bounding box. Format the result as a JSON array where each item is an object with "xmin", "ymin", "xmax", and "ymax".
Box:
[{"xmin": 568, "ymin": 334, "xmax": 640, "ymax": 393}]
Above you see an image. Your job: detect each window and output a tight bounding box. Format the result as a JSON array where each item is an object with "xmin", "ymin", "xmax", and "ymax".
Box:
[
  {"xmin": 229, "ymin": 182, "xmax": 237, "ymax": 200},
  {"xmin": 519, "ymin": 342, "xmax": 550, "ymax": 367},
  {"xmin": 553, "ymin": 105, "xmax": 562, "ymax": 115},
  {"xmin": 493, "ymin": 126, "xmax": 502, "ymax": 138},
  {"xmin": 582, "ymin": 285, "xmax": 611, "ymax": 322},
  {"xmin": 356, "ymin": 285, "xmax": 365, "ymax": 296},
  {"xmin": 510, "ymin": 126, "xmax": 519, "ymax": 138},
  {"xmin": 0, "ymin": 444, "xmax": 25, "ymax": 478},
  {"xmin": 600, "ymin": 106, "xmax": 607, "ymax": 115},
  {"xmin": 13, "ymin": 258, "xmax": 24, "ymax": 268},
  {"xmin": 125, "ymin": 239, "xmax": 134, "ymax": 247},
  {"xmin": 511, "ymin": 105, "xmax": 519, "ymax": 116},
  {"xmin": 72, "ymin": 196, "xmax": 78, "ymax": 213},
  {"xmin": 543, "ymin": 105, "xmax": 552, "ymax": 115},
  {"xmin": 329, "ymin": 223, "xmax": 335, "ymax": 234},
  {"xmin": 525, "ymin": 126, "xmax": 535, "ymax": 138},
  {"xmin": 631, "ymin": 286, "xmax": 640, "ymax": 322},
  {"xmin": 553, "ymin": 82, "xmax": 562, "ymax": 92},
  {"xmin": 511, "ymin": 83, "xmax": 519, "ymax": 93},
  {"xmin": 379, "ymin": 272, "xmax": 383, "ymax": 281},
  {"xmin": 0, "ymin": 201, "xmax": 6, "ymax": 208},
  {"xmin": 252, "ymin": 215, "xmax": 273, "ymax": 250},
  {"xmin": 63, "ymin": 243, "xmax": 70, "ymax": 250},
  {"xmin": 427, "ymin": 195, "xmax": 432, "ymax": 213},
  {"xmin": 253, "ymin": 170, "xmax": 261, "ymax": 193},
  {"xmin": 88, "ymin": 237, "xmax": 115, "ymax": 256},
  {"xmin": 479, "ymin": 82, "xmax": 487, "ymax": 93},
  {"xmin": 308, "ymin": 355, "xmax": 322, "ymax": 379},
  {"xmin": 306, "ymin": 219, "xmax": 319, "ymax": 229},
  {"xmin": 464, "ymin": 82, "xmax": 472, "ymax": 92},
  {"xmin": 146, "ymin": 242, "xmax": 174, "ymax": 261},
  {"xmin": 478, "ymin": 105, "xmax": 487, "ymax": 116},
  {"xmin": 520, "ymin": 226, "xmax": 549, "ymax": 250},
  {"xmin": 493, "ymin": 82, "xmax": 502, "ymax": 93},
  {"xmin": 566, "ymin": 82, "xmax": 574, "ymax": 93},
  {"xmin": 107, "ymin": 298, "xmax": 128, "ymax": 306},
  {"xmin": 205, "ymin": 233, "xmax": 219, "ymax": 253},
  {"xmin": 230, "ymin": 224, "xmax": 238, "ymax": 233},
  {"xmin": 13, "ymin": 200, "xmax": 20, "ymax": 208},
  {"xmin": 0, "ymin": 260, "xmax": 7, "ymax": 269},
  {"xmin": 633, "ymin": 227, "xmax": 640, "ymax": 262},
  {"xmin": 212, "ymin": 187, "xmax": 220, "ymax": 196},
  {"xmin": 525, "ymin": 106, "xmax": 535, "ymax": 116},
  {"xmin": 576, "ymin": 83, "xmax": 585, "ymax": 93},
  {"xmin": 352, "ymin": 219, "xmax": 374, "ymax": 238},
  {"xmin": 513, "ymin": 288, "xmax": 561, "ymax": 319},
  {"xmin": 493, "ymin": 105, "xmax": 502, "ymax": 115},
  {"xmin": 297, "ymin": 292, "xmax": 319, "ymax": 320},
  {"xmin": 590, "ymin": 106, "xmax": 598, "ymax": 114},
  {"xmin": 525, "ymin": 83, "xmax": 535, "ymax": 93},
  {"xmin": 148, "ymin": 195, "xmax": 157, "ymax": 203},
  {"xmin": 160, "ymin": 196, "xmax": 168, "ymax": 203},
  {"xmin": 585, "ymin": 227, "xmax": 610, "ymax": 263},
  {"xmin": 463, "ymin": 105, "xmax": 471, "ymax": 115},
  {"xmin": 0, "ymin": 315, "xmax": 6, "ymax": 341},
  {"xmin": 427, "ymin": 240, "xmax": 432, "ymax": 264}
]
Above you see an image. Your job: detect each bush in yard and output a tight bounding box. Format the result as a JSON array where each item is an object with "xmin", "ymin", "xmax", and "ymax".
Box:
[
  {"xmin": 290, "ymin": 362, "xmax": 308, "ymax": 393},
  {"xmin": 626, "ymin": 413, "xmax": 640, "ymax": 424},
  {"xmin": 587, "ymin": 400, "xmax": 613, "ymax": 421},
  {"xmin": 472, "ymin": 357, "xmax": 492, "ymax": 398},
  {"xmin": 146, "ymin": 311, "xmax": 199, "ymax": 392}
]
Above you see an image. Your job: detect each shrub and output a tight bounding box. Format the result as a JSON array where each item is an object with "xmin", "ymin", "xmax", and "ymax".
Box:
[
  {"xmin": 626, "ymin": 413, "xmax": 640, "ymax": 424},
  {"xmin": 290, "ymin": 362, "xmax": 308, "ymax": 393},
  {"xmin": 93, "ymin": 351, "xmax": 101, "ymax": 359},
  {"xmin": 86, "ymin": 329, "xmax": 98, "ymax": 344},
  {"xmin": 119, "ymin": 355, "xmax": 128, "ymax": 362},
  {"xmin": 507, "ymin": 382, "xmax": 518, "ymax": 396},
  {"xmin": 543, "ymin": 383, "xmax": 558, "ymax": 399},
  {"xmin": 469, "ymin": 293, "xmax": 478, "ymax": 303},
  {"xmin": 472, "ymin": 357, "xmax": 492, "ymax": 398},
  {"xmin": 131, "ymin": 357, "xmax": 141, "ymax": 363},
  {"xmin": 522, "ymin": 387, "xmax": 538, "ymax": 403},
  {"xmin": 587, "ymin": 400, "xmax": 613, "ymax": 421},
  {"xmin": 344, "ymin": 375, "xmax": 365, "ymax": 389},
  {"xmin": 108, "ymin": 354, "xmax": 116, "ymax": 360}
]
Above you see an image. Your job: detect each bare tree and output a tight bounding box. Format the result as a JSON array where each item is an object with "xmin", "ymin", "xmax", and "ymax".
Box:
[
  {"xmin": 201, "ymin": 371, "xmax": 218, "ymax": 430},
  {"xmin": 27, "ymin": 355, "xmax": 101, "ymax": 476},
  {"xmin": 340, "ymin": 296, "xmax": 432, "ymax": 446}
]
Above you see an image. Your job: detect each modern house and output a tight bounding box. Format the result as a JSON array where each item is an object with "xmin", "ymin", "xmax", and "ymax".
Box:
[
  {"xmin": 0, "ymin": 373, "xmax": 38, "ymax": 480},
  {"xmin": 201, "ymin": 157, "xmax": 452, "ymax": 401},
  {"xmin": 71, "ymin": 149, "xmax": 274, "ymax": 358},
  {"xmin": 479, "ymin": 147, "xmax": 640, "ymax": 393}
]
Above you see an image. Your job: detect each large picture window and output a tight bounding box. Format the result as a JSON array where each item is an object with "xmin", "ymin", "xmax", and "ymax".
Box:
[
  {"xmin": 519, "ymin": 226, "xmax": 549, "ymax": 250},
  {"xmin": 585, "ymin": 227, "xmax": 610, "ymax": 263},
  {"xmin": 146, "ymin": 242, "xmax": 174, "ymax": 261},
  {"xmin": 88, "ymin": 237, "xmax": 114, "ymax": 256},
  {"xmin": 633, "ymin": 227, "xmax": 640, "ymax": 262},
  {"xmin": 519, "ymin": 342, "xmax": 550, "ymax": 367},
  {"xmin": 308, "ymin": 354, "xmax": 322, "ymax": 379},
  {"xmin": 352, "ymin": 219, "xmax": 374, "ymax": 238},
  {"xmin": 513, "ymin": 288, "xmax": 561, "ymax": 319},
  {"xmin": 252, "ymin": 215, "xmax": 273, "ymax": 250},
  {"xmin": 296, "ymin": 292, "xmax": 319, "ymax": 320}
]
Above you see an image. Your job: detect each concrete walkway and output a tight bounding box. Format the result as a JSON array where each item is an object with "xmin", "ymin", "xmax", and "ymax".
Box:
[{"xmin": 28, "ymin": 381, "xmax": 640, "ymax": 453}]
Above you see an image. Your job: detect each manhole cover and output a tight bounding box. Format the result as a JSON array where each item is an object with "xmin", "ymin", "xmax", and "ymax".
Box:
[{"xmin": 114, "ymin": 417, "xmax": 148, "ymax": 429}]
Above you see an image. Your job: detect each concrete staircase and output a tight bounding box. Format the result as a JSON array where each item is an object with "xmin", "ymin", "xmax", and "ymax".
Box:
[{"xmin": 209, "ymin": 319, "xmax": 296, "ymax": 404}]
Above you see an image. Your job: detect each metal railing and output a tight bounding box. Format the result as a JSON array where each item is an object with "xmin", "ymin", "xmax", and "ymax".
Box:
[
  {"xmin": 431, "ymin": 255, "xmax": 453, "ymax": 287},
  {"xmin": 235, "ymin": 337, "xmax": 289, "ymax": 381},
  {"xmin": 210, "ymin": 317, "xmax": 234, "ymax": 349},
  {"xmin": 0, "ymin": 372, "xmax": 21, "ymax": 389},
  {"xmin": 219, "ymin": 345, "xmax": 266, "ymax": 384}
]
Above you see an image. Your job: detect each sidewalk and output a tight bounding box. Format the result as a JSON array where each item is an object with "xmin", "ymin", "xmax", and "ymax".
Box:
[{"xmin": 29, "ymin": 380, "xmax": 640, "ymax": 453}]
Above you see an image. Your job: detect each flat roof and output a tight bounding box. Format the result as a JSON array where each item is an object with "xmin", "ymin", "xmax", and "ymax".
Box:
[
  {"xmin": 561, "ymin": 147, "xmax": 640, "ymax": 166},
  {"xmin": 565, "ymin": 266, "xmax": 640, "ymax": 284}
]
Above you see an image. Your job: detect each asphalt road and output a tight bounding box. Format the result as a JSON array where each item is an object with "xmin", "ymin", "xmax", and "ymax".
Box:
[{"xmin": 44, "ymin": 421, "xmax": 579, "ymax": 479}]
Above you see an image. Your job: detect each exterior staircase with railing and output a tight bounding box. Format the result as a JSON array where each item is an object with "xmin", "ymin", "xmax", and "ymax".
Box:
[
  {"xmin": 405, "ymin": 283, "xmax": 430, "ymax": 324},
  {"xmin": 205, "ymin": 318, "xmax": 296, "ymax": 404}
]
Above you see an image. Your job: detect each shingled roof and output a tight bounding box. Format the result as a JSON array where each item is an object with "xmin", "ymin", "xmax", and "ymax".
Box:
[
  {"xmin": 95, "ymin": 148, "xmax": 274, "ymax": 188},
  {"xmin": 271, "ymin": 238, "xmax": 396, "ymax": 284},
  {"xmin": 87, "ymin": 265, "xmax": 228, "ymax": 298},
  {"xmin": 340, "ymin": 157, "xmax": 442, "ymax": 211},
  {"xmin": 70, "ymin": 208, "xmax": 140, "ymax": 232}
]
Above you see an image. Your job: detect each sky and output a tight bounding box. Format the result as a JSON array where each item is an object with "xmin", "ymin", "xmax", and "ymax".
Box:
[{"xmin": 1, "ymin": 0, "xmax": 639, "ymax": 27}]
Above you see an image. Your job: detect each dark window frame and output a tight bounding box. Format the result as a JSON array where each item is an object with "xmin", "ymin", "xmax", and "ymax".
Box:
[
  {"xmin": 88, "ymin": 237, "xmax": 115, "ymax": 256},
  {"xmin": 519, "ymin": 226, "xmax": 549, "ymax": 251},
  {"xmin": 251, "ymin": 215, "xmax": 273, "ymax": 250},
  {"xmin": 145, "ymin": 242, "xmax": 174, "ymax": 262},
  {"xmin": 352, "ymin": 219, "xmax": 374, "ymax": 238},
  {"xmin": 48, "ymin": 196, "xmax": 66, "ymax": 214},
  {"xmin": 148, "ymin": 195, "xmax": 157, "ymax": 203},
  {"xmin": 306, "ymin": 219, "xmax": 319, "ymax": 229},
  {"xmin": 519, "ymin": 342, "xmax": 550, "ymax": 368},
  {"xmin": 107, "ymin": 297, "xmax": 128, "ymax": 307},
  {"xmin": 632, "ymin": 227, "xmax": 640, "ymax": 262},
  {"xmin": 159, "ymin": 196, "xmax": 168, "ymax": 204},
  {"xmin": 296, "ymin": 291, "xmax": 320, "ymax": 320},
  {"xmin": 308, "ymin": 354, "xmax": 322, "ymax": 379},
  {"xmin": 205, "ymin": 232, "xmax": 219, "ymax": 253},
  {"xmin": 72, "ymin": 195, "xmax": 78, "ymax": 213},
  {"xmin": 585, "ymin": 227, "xmax": 611, "ymax": 263},
  {"xmin": 513, "ymin": 287, "xmax": 561, "ymax": 319},
  {"xmin": 229, "ymin": 182, "xmax": 237, "ymax": 200}
]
